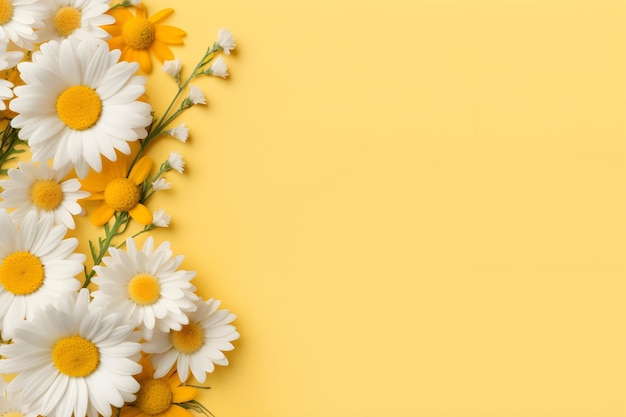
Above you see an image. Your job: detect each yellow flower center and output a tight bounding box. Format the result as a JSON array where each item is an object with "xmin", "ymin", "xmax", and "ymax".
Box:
[
  {"xmin": 104, "ymin": 178, "xmax": 141, "ymax": 212},
  {"xmin": 1, "ymin": 412, "xmax": 25, "ymax": 417},
  {"xmin": 54, "ymin": 6, "xmax": 82, "ymax": 37},
  {"xmin": 128, "ymin": 274, "xmax": 161, "ymax": 306},
  {"xmin": 135, "ymin": 379, "xmax": 172, "ymax": 416},
  {"xmin": 171, "ymin": 322, "xmax": 205, "ymax": 354},
  {"xmin": 56, "ymin": 85, "xmax": 102, "ymax": 131},
  {"xmin": 122, "ymin": 17, "xmax": 155, "ymax": 50},
  {"xmin": 0, "ymin": 0, "xmax": 13, "ymax": 25},
  {"xmin": 52, "ymin": 336, "xmax": 100, "ymax": 377},
  {"xmin": 0, "ymin": 252, "xmax": 45, "ymax": 295},
  {"xmin": 31, "ymin": 179, "xmax": 64, "ymax": 211}
]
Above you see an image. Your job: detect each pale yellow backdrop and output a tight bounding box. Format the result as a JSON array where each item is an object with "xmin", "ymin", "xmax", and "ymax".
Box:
[{"xmin": 104, "ymin": 0, "xmax": 626, "ymax": 416}]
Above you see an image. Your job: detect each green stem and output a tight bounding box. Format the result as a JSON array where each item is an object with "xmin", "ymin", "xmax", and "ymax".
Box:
[
  {"xmin": 83, "ymin": 213, "xmax": 130, "ymax": 287},
  {"xmin": 128, "ymin": 46, "xmax": 220, "ymax": 172}
]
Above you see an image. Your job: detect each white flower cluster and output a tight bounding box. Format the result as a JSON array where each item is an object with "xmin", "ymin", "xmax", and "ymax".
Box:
[{"xmin": 0, "ymin": 3, "xmax": 239, "ymax": 417}]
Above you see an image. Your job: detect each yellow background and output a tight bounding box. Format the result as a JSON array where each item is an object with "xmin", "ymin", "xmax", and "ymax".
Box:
[{"xmin": 119, "ymin": 0, "xmax": 626, "ymax": 415}]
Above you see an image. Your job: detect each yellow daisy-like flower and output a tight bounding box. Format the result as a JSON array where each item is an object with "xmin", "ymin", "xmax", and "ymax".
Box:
[
  {"xmin": 105, "ymin": 4, "xmax": 185, "ymax": 73},
  {"xmin": 80, "ymin": 152, "xmax": 153, "ymax": 226},
  {"xmin": 121, "ymin": 357, "xmax": 198, "ymax": 417}
]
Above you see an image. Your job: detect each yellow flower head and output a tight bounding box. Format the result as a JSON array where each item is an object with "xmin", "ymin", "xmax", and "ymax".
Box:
[
  {"xmin": 121, "ymin": 357, "xmax": 198, "ymax": 417},
  {"xmin": 80, "ymin": 151, "xmax": 153, "ymax": 226},
  {"xmin": 105, "ymin": 4, "xmax": 185, "ymax": 73}
]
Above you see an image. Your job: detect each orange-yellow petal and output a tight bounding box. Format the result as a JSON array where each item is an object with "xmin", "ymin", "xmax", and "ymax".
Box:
[
  {"xmin": 149, "ymin": 40, "xmax": 174, "ymax": 63},
  {"xmin": 129, "ymin": 156, "xmax": 152, "ymax": 184},
  {"xmin": 171, "ymin": 386, "xmax": 198, "ymax": 403},
  {"xmin": 135, "ymin": 4, "xmax": 148, "ymax": 19},
  {"xmin": 167, "ymin": 405, "xmax": 193, "ymax": 417},
  {"xmin": 90, "ymin": 203, "xmax": 116, "ymax": 226},
  {"xmin": 120, "ymin": 406, "xmax": 143, "ymax": 417},
  {"xmin": 108, "ymin": 36, "xmax": 125, "ymax": 51},
  {"xmin": 149, "ymin": 8, "xmax": 174, "ymax": 24},
  {"xmin": 85, "ymin": 192, "xmax": 104, "ymax": 201},
  {"xmin": 154, "ymin": 25, "xmax": 186, "ymax": 44},
  {"xmin": 128, "ymin": 203, "xmax": 153, "ymax": 225},
  {"xmin": 135, "ymin": 48, "xmax": 152, "ymax": 73}
]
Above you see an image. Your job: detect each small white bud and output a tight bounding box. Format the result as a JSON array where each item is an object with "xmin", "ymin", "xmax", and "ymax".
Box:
[
  {"xmin": 152, "ymin": 209, "xmax": 171, "ymax": 227},
  {"xmin": 209, "ymin": 55, "xmax": 228, "ymax": 78},
  {"xmin": 217, "ymin": 28, "xmax": 236, "ymax": 55},
  {"xmin": 167, "ymin": 151, "xmax": 185, "ymax": 174}
]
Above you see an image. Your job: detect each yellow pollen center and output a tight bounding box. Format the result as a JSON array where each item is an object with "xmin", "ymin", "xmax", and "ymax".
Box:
[
  {"xmin": 0, "ymin": 252, "xmax": 45, "ymax": 295},
  {"xmin": 135, "ymin": 379, "xmax": 172, "ymax": 415},
  {"xmin": 122, "ymin": 17, "xmax": 155, "ymax": 50},
  {"xmin": 128, "ymin": 274, "xmax": 161, "ymax": 306},
  {"xmin": 171, "ymin": 322, "xmax": 205, "ymax": 354},
  {"xmin": 0, "ymin": 0, "xmax": 13, "ymax": 25},
  {"xmin": 31, "ymin": 179, "xmax": 64, "ymax": 210},
  {"xmin": 104, "ymin": 178, "xmax": 141, "ymax": 212},
  {"xmin": 56, "ymin": 85, "xmax": 102, "ymax": 130},
  {"xmin": 1, "ymin": 412, "xmax": 25, "ymax": 417},
  {"xmin": 54, "ymin": 6, "xmax": 82, "ymax": 37},
  {"xmin": 52, "ymin": 336, "xmax": 100, "ymax": 377}
]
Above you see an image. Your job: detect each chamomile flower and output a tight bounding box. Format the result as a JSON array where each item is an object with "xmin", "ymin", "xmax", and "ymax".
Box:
[
  {"xmin": 143, "ymin": 298, "xmax": 239, "ymax": 383},
  {"xmin": 79, "ymin": 152, "xmax": 153, "ymax": 226},
  {"xmin": 0, "ymin": 43, "xmax": 23, "ymax": 110},
  {"xmin": 0, "ymin": 209, "xmax": 84, "ymax": 339},
  {"xmin": 120, "ymin": 357, "xmax": 197, "ymax": 417},
  {"xmin": 0, "ymin": 388, "xmax": 38, "ymax": 417},
  {"xmin": 105, "ymin": 4, "xmax": 185, "ymax": 73},
  {"xmin": 0, "ymin": 289, "xmax": 142, "ymax": 417},
  {"xmin": 91, "ymin": 236, "xmax": 199, "ymax": 340},
  {"xmin": 10, "ymin": 37, "xmax": 152, "ymax": 178},
  {"xmin": 0, "ymin": 161, "xmax": 89, "ymax": 229},
  {"xmin": 37, "ymin": 0, "xmax": 115, "ymax": 43},
  {"xmin": 0, "ymin": 0, "xmax": 47, "ymax": 49}
]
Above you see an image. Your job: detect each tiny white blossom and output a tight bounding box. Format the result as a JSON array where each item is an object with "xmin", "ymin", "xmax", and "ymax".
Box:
[
  {"xmin": 168, "ymin": 151, "xmax": 185, "ymax": 174},
  {"xmin": 217, "ymin": 28, "xmax": 236, "ymax": 55},
  {"xmin": 167, "ymin": 123, "xmax": 189, "ymax": 142},
  {"xmin": 187, "ymin": 85, "xmax": 206, "ymax": 105},
  {"xmin": 152, "ymin": 178, "xmax": 171, "ymax": 191},
  {"xmin": 152, "ymin": 209, "xmax": 170, "ymax": 227},
  {"xmin": 209, "ymin": 55, "xmax": 228, "ymax": 78},
  {"xmin": 163, "ymin": 59, "xmax": 182, "ymax": 78}
]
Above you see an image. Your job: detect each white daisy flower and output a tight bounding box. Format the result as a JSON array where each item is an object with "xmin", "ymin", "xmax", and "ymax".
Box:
[
  {"xmin": 167, "ymin": 151, "xmax": 184, "ymax": 174},
  {"xmin": 143, "ymin": 298, "xmax": 239, "ymax": 383},
  {"xmin": 92, "ymin": 236, "xmax": 199, "ymax": 340},
  {"xmin": 0, "ymin": 209, "xmax": 84, "ymax": 339},
  {"xmin": 10, "ymin": 38, "xmax": 152, "ymax": 178},
  {"xmin": 0, "ymin": 161, "xmax": 89, "ymax": 229},
  {"xmin": 151, "ymin": 177, "xmax": 171, "ymax": 191},
  {"xmin": 151, "ymin": 209, "xmax": 170, "ymax": 227},
  {"xmin": 166, "ymin": 122, "xmax": 188, "ymax": 142},
  {"xmin": 37, "ymin": 0, "xmax": 115, "ymax": 43},
  {"xmin": 162, "ymin": 59, "xmax": 181, "ymax": 78},
  {"xmin": 0, "ymin": 289, "xmax": 142, "ymax": 417},
  {"xmin": 0, "ymin": 39, "xmax": 23, "ymax": 109},
  {"xmin": 216, "ymin": 28, "xmax": 235, "ymax": 55},
  {"xmin": 0, "ymin": 386, "xmax": 38, "ymax": 417},
  {"xmin": 186, "ymin": 85, "xmax": 205, "ymax": 105},
  {"xmin": 209, "ymin": 55, "xmax": 228, "ymax": 78},
  {"xmin": 0, "ymin": 0, "xmax": 47, "ymax": 50}
]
